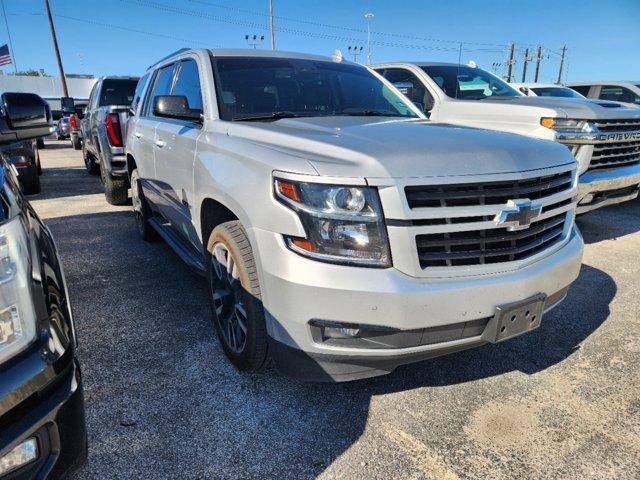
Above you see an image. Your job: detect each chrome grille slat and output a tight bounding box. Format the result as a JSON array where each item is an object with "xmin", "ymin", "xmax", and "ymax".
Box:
[
  {"xmin": 594, "ymin": 119, "xmax": 640, "ymax": 132},
  {"xmin": 590, "ymin": 140, "xmax": 640, "ymax": 170}
]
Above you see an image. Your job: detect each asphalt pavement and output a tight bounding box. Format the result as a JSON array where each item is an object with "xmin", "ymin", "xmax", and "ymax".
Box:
[{"xmin": 30, "ymin": 141, "xmax": 640, "ymax": 480}]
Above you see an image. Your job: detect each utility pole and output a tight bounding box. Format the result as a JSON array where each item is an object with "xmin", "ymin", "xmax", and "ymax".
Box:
[
  {"xmin": 268, "ymin": 0, "xmax": 275, "ymax": 50},
  {"xmin": 244, "ymin": 34, "xmax": 264, "ymax": 49},
  {"xmin": 533, "ymin": 45, "xmax": 543, "ymax": 82},
  {"xmin": 521, "ymin": 48, "xmax": 531, "ymax": 82},
  {"xmin": 364, "ymin": 12, "xmax": 374, "ymax": 65},
  {"xmin": 1, "ymin": 0, "xmax": 17, "ymax": 73},
  {"xmin": 347, "ymin": 46, "xmax": 363, "ymax": 63},
  {"xmin": 556, "ymin": 44, "xmax": 567, "ymax": 84},
  {"xmin": 506, "ymin": 43, "xmax": 516, "ymax": 83},
  {"xmin": 44, "ymin": 0, "xmax": 68, "ymax": 96}
]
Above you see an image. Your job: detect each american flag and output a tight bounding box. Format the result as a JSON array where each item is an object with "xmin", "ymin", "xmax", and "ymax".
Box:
[{"xmin": 0, "ymin": 44, "xmax": 12, "ymax": 66}]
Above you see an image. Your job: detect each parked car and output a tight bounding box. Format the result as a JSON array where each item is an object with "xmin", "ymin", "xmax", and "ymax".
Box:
[
  {"xmin": 69, "ymin": 113, "xmax": 82, "ymax": 150},
  {"xmin": 511, "ymin": 82, "xmax": 587, "ymax": 99},
  {"xmin": 0, "ymin": 139, "xmax": 42, "ymax": 194},
  {"xmin": 0, "ymin": 92, "xmax": 87, "ymax": 478},
  {"xmin": 80, "ymin": 76, "xmax": 139, "ymax": 204},
  {"xmin": 56, "ymin": 116, "xmax": 71, "ymax": 140},
  {"xmin": 568, "ymin": 81, "xmax": 640, "ymax": 107},
  {"xmin": 126, "ymin": 49, "xmax": 583, "ymax": 382},
  {"xmin": 373, "ymin": 62, "xmax": 640, "ymax": 214}
]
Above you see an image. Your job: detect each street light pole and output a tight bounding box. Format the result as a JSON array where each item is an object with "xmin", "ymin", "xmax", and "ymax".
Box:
[
  {"xmin": 364, "ymin": 12, "xmax": 374, "ymax": 65},
  {"xmin": 44, "ymin": 0, "xmax": 68, "ymax": 97}
]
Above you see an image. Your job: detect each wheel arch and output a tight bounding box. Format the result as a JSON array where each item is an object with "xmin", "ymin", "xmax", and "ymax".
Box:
[{"xmin": 200, "ymin": 197, "xmax": 240, "ymax": 247}]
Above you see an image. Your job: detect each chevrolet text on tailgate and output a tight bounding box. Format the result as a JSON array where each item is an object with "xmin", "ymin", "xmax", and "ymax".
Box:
[
  {"xmin": 373, "ymin": 62, "xmax": 640, "ymax": 214},
  {"xmin": 125, "ymin": 49, "xmax": 584, "ymax": 382}
]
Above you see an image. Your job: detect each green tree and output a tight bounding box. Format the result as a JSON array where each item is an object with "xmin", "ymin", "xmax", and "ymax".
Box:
[{"xmin": 8, "ymin": 69, "xmax": 51, "ymax": 77}]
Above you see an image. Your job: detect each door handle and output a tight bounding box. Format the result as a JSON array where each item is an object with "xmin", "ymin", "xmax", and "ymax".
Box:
[
  {"xmin": 134, "ymin": 132, "xmax": 142, "ymax": 138},
  {"xmin": 155, "ymin": 139, "xmax": 166, "ymax": 148}
]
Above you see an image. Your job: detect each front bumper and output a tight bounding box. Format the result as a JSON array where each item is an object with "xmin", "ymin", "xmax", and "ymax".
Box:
[
  {"xmin": 576, "ymin": 163, "xmax": 640, "ymax": 214},
  {"xmin": 255, "ymin": 225, "xmax": 584, "ymax": 381},
  {"xmin": 0, "ymin": 358, "xmax": 87, "ymax": 479}
]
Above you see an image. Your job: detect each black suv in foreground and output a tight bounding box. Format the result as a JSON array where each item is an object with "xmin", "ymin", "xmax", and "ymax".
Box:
[{"xmin": 0, "ymin": 93, "xmax": 86, "ymax": 478}]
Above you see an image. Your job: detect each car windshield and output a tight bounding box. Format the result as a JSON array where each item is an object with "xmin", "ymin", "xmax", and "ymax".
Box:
[
  {"xmin": 421, "ymin": 65, "xmax": 521, "ymax": 100},
  {"xmin": 211, "ymin": 57, "xmax": 418, "ymax": 121},
  {"xmin": 98, "ymin": 79, "xmax": 138, "ymax": 107},
  {"xmin": 531, "ymin": 87, "xmax": 584, "ymax": 98}
]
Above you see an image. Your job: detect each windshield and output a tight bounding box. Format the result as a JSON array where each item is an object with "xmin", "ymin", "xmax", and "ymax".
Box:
[
  {"xmin": 531, "ymin": 87, "xmax": 584, "ymax": 98},
  {"xmin": 421, "ymin": 65, "xmax": 521, "ymax": 100},
  {"xmin": 212, "ymin": 57, "xmax": 418, "ymax": 121},
  {"xmin": 99, "ymin": 79, "xmax": 138, "ymax": 107}
]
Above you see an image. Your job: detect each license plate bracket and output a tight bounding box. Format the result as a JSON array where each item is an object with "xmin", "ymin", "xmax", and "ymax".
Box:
[{"xmin": 482, "ymin": 293, "xmax": 546, "ymax": 343}]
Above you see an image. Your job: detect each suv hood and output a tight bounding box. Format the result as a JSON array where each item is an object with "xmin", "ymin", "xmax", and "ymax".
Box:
[
  {"xmin": 478, "ymin": 95, "xmax": 640, "ymax": 119},
  {"xmin": 226, "ymin": 117, "xmax": 575, "ymax": 178}
]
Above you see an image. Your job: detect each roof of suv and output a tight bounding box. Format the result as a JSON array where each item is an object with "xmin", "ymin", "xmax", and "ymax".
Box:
[
  {"xmin": 568, "ymin": 81, "xmax": 640, "ymax": 86},
  {"xmin": 373, "ymin": 61, "xmax": 462, "ymax": 68}
]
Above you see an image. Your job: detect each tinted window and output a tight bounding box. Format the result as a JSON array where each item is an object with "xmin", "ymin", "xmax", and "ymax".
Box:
[
  {"xmin": 569, "ymin": 85, "xmax": 591, "ymax": 97},
  {"xmin": 132, "ymin": 73, "xmax": 150, "ymax": 113},
  {"xmin": 171, "ymin": 59, "xmax": 203, "ymax": 110},
  {"xmin": 531, "ymin": 87, "xmax": 585, "ymax": 98},
  {"xmin": 98, "ymin": 79, "xmax": 138, "ymax": 106},
  {"xmin": 145, "ymin": 63, "xmax": 177, "ymax": 117},
  {"xmin": 599, "ymin": 85, "xmax": 640, "ymax": 104},
  {"xmin": 212, "ymin": 57, "xmax": 417, "ymax": 121},
  {"xmin": 382, "ymin": 68, "xmax": 434, "ymax": 111},
  {"xmin": 421, "ymin": 65, "xmax": 521, "ymax": 100}
]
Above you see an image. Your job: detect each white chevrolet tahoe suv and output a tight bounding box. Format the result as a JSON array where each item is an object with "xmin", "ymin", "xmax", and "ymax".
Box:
[
  {"xmin": 126, "ymin": 49, "xmax": 583, "ymax": 382},
  {"xmin": 373, "ymin": 62, "xmax": 640, "ymax": 213}
]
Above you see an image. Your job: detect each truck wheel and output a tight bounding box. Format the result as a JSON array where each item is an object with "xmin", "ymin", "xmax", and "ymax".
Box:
[
  {"xmin": 130, "ymin": 168, "xmax": 159, "ymax": 241},
  {"xmin": 101, "ymin": 166, "xmax": 128, "ymax": 205},
  {"xmin": 72, "ymin": 135, "xmax": 82, "ymax": 150},
  {"xmin": 206, "ymin": 221, "xmax": 269, "ymax": 372},
  {"xmin": 82, "ymin": 144, "xmax": 99, "ymax": 175},
  {"xmin": 21, "ymin": 167, "xmax": 41, "ymax": 195}
]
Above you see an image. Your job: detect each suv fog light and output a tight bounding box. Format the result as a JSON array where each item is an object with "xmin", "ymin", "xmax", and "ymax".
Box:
[{"xmin": 0, "ymin": 438, "xmax": 39, "ymax": 475}]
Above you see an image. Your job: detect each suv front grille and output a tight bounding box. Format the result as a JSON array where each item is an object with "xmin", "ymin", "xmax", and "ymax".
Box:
[
  {"xmin": 405, "ymin": 172, "xmax": 573, "ymax": 209},
  {"xmin": 589, "ymin": 140, "xmax": 640, "ymax": 170},
  {"xmin": 594, "ymin": 119, "xmax": 640, "ymax": 132},
  {"xmin": 416, "ymin": 212, "xmax": 566, "ymax": 268}
]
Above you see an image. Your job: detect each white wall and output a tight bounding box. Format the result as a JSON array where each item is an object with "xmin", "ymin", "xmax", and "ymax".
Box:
[{"xmin": 0, "ymin": 75, "xmax": 97, "ymax": 99}]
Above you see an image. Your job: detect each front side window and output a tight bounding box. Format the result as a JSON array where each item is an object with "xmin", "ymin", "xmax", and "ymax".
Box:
[
  {"xmin": 171, "ymin": 59, "xmax": 203, "ymax": 110},
  {"xmin": 421, "ymin": 65, "xmax": 521, "ymax": 100},
  {"xmin": 145, "ymin": 63, "xmax": 177, "ymax": 117},
  {"xmin": 531, "ymin": 87, "xmax": 585, "ymax": 99},
  {"xmin": 211, "ymin": 57, "xmax": 418, "ymax": 121},
  {"xmin": 570, "ymin": 85, "xmax": 591, "ymax": 97}
]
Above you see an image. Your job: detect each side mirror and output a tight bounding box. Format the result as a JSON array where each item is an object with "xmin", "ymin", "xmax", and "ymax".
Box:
[
  {"xmin": 0, "ymin": 92, "xmax": 52, "ymax": 144},
  {"xmin": 519, "ymin": 87, "xmax": 530, "ymax": 95},
  {"xmin": 61, "ymin": 96, "xmax": 75, "ymax": 114},
  {"xmin": 153, "ymin": 95, "xmax": 202, "ymax": 122}
]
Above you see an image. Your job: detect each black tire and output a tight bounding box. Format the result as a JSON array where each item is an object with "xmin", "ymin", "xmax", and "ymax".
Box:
[
  {"xmin": 131, "ymin": 168, "xmax": 159, "ymax": 242},
  {"xmin": 206, "ymin": 221, "xmax": 268, "ymax": 372},
  {"xmin": 21, "ymin": 168, "xmax": 41, "ymax": 195},
  {"xmin": 101, "ymin": 166, "xmax": 128, "ymax": 205},
  {"xmin": 72, "ymin": 135, "xmax": 82, "ymax": 150},
  {"xmin": 82, "ymin": 143, "xmax": 99, "ymax": 175},
  {"xmin": 36, "ymin": 147, "xmax": 42, "ymax": 175}
]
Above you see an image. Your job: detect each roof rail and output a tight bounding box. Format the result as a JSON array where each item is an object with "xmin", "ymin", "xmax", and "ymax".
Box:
[{"xmin": 147, "ymin": 48, "xmax": 191, "ymax": 70}]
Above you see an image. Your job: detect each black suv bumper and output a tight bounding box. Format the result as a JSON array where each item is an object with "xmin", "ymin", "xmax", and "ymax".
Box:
[{"xmin": 0, "ymin": 357, "xmax": 87, "ymax": 479}]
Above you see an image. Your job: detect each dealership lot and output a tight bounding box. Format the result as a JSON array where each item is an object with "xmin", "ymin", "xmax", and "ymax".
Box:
[{"xmin": 31, "ymin": 142, "xmax": 639, "ymax": 480}]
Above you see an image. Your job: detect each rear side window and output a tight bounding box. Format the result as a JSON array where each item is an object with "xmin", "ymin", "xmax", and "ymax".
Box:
[
  {"xmin": 599, "ymin": 85, "xmax": 640, "ymax": 104},
  {"xmin": 171, "ymin": 59, "xmax": 203, "ymax": 110},
  {"xmin": 132, "ymin": 73, "xmax": 150, "ymax": 113},
  {"xmin": 382, "ymin": 68, "xmax": 433, "ymax": 111},
  {"xmin": 145, "ymin": 63, "xmax": 177, "ymax": 117},
  {"xmin": 98, "ymin": 79, "xmax": 138, "ymax": 107}
]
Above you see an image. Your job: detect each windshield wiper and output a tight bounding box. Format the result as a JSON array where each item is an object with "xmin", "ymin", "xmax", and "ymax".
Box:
[
  {"xmin": 340, "ymin": 110, "xmax": 404, "ymax": 117},
  {"xmin": 232, "ymin": 111, "xmax": 316, "ymax": 121}
]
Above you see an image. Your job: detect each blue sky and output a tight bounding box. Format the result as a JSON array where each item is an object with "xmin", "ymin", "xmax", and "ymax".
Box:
[{"xmin": 1, "ymin": 0, "xmax": 639, "ymax": 82}]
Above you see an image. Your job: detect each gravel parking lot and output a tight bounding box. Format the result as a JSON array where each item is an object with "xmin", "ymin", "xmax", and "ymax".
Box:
[{"xmin": 31, "ymin": 141, "xmax": 639, "ymax": 480}]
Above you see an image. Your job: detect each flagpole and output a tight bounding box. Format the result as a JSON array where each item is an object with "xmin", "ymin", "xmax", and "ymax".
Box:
[{"xmin": 0, "ymin": 0, "xmax": 16, "ymax": 73}]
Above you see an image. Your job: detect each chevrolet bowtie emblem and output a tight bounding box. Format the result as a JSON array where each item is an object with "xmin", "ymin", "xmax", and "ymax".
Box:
[{"xmin": 494, "ymin": 199, "xmax": 543, "ymax": 231}]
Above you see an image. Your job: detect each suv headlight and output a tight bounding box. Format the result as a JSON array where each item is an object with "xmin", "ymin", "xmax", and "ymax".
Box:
[
  {"xmin": 274, "ymin": 178, "xmax": 391, "ymax": 267},
  {"xmin": 0, "ymin": 216, "xmax": 37, "ymax": 363},
  {"xmin": 540, "ymin": 118, "xmax": 592, "ymax": 132}
]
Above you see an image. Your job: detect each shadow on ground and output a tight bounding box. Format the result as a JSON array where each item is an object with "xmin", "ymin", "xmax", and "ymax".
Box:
[
  {"xmin": 51, "ymin": 208, "xmax": 615, "ymax": 479},
  {"xmin": 577, "ymin": 196, "xmax": 640, "ymax": 244}
]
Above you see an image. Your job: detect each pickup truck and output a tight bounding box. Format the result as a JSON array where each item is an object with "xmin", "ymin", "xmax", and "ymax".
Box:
[
  {"xmin": 511, "ymin": 82, "xmax": 587, "ymax": 99},
  {"xmin": 0, "ymin": 92, "xmax": 87, "ymax": 478},
  {"xmin": 568, "ymin": 81, "xmax": 640, "ymax": 107},
  {"xmin": 80, "ymin": 76, "xmax": 139, "ymax": 204},
  {"xmin": 373, "ymin": 62, "xmax": 640, "ymax": 214},
  {"xmin": 125, "ymin": 49, "xmax": 583, "ymax": 382}
]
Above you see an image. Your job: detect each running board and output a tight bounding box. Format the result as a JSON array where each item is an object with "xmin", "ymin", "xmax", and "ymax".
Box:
[{"xmin": 149, "ymin": 217, "xmax": 206, "ymax": 276}]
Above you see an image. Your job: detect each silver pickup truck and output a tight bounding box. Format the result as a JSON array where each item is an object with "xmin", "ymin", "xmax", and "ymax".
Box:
[
  {"xmin": 80, "ymin": 76, "xmax": 139, "ymax": 204},
  {"xmin": 125, "ymin": 49, "xmax": 583, "ymax": 382}
]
